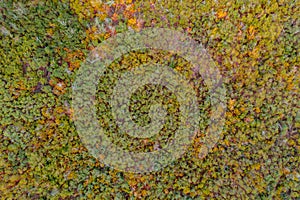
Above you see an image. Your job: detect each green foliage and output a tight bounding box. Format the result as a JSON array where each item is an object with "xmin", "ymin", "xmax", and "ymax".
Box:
[{"xmin": 0, "ymin": 0, "xmax": 299, "ymax": 199}]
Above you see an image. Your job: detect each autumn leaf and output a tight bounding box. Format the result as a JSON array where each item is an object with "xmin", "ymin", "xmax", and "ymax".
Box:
[{"xmin": 216, "ymin": 10, "xmax": 227, "ymax": 19}]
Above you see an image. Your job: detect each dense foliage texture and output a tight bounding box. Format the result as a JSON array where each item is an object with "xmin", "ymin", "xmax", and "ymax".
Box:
[{"xmin": 0, "ymin": 0, "xmax": 299, "ymax": 199}]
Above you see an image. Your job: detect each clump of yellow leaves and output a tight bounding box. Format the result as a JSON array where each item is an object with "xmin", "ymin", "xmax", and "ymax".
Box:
[{"xmin": 216, "ymin": 9, "xmax": 227, "ymax": 19}]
